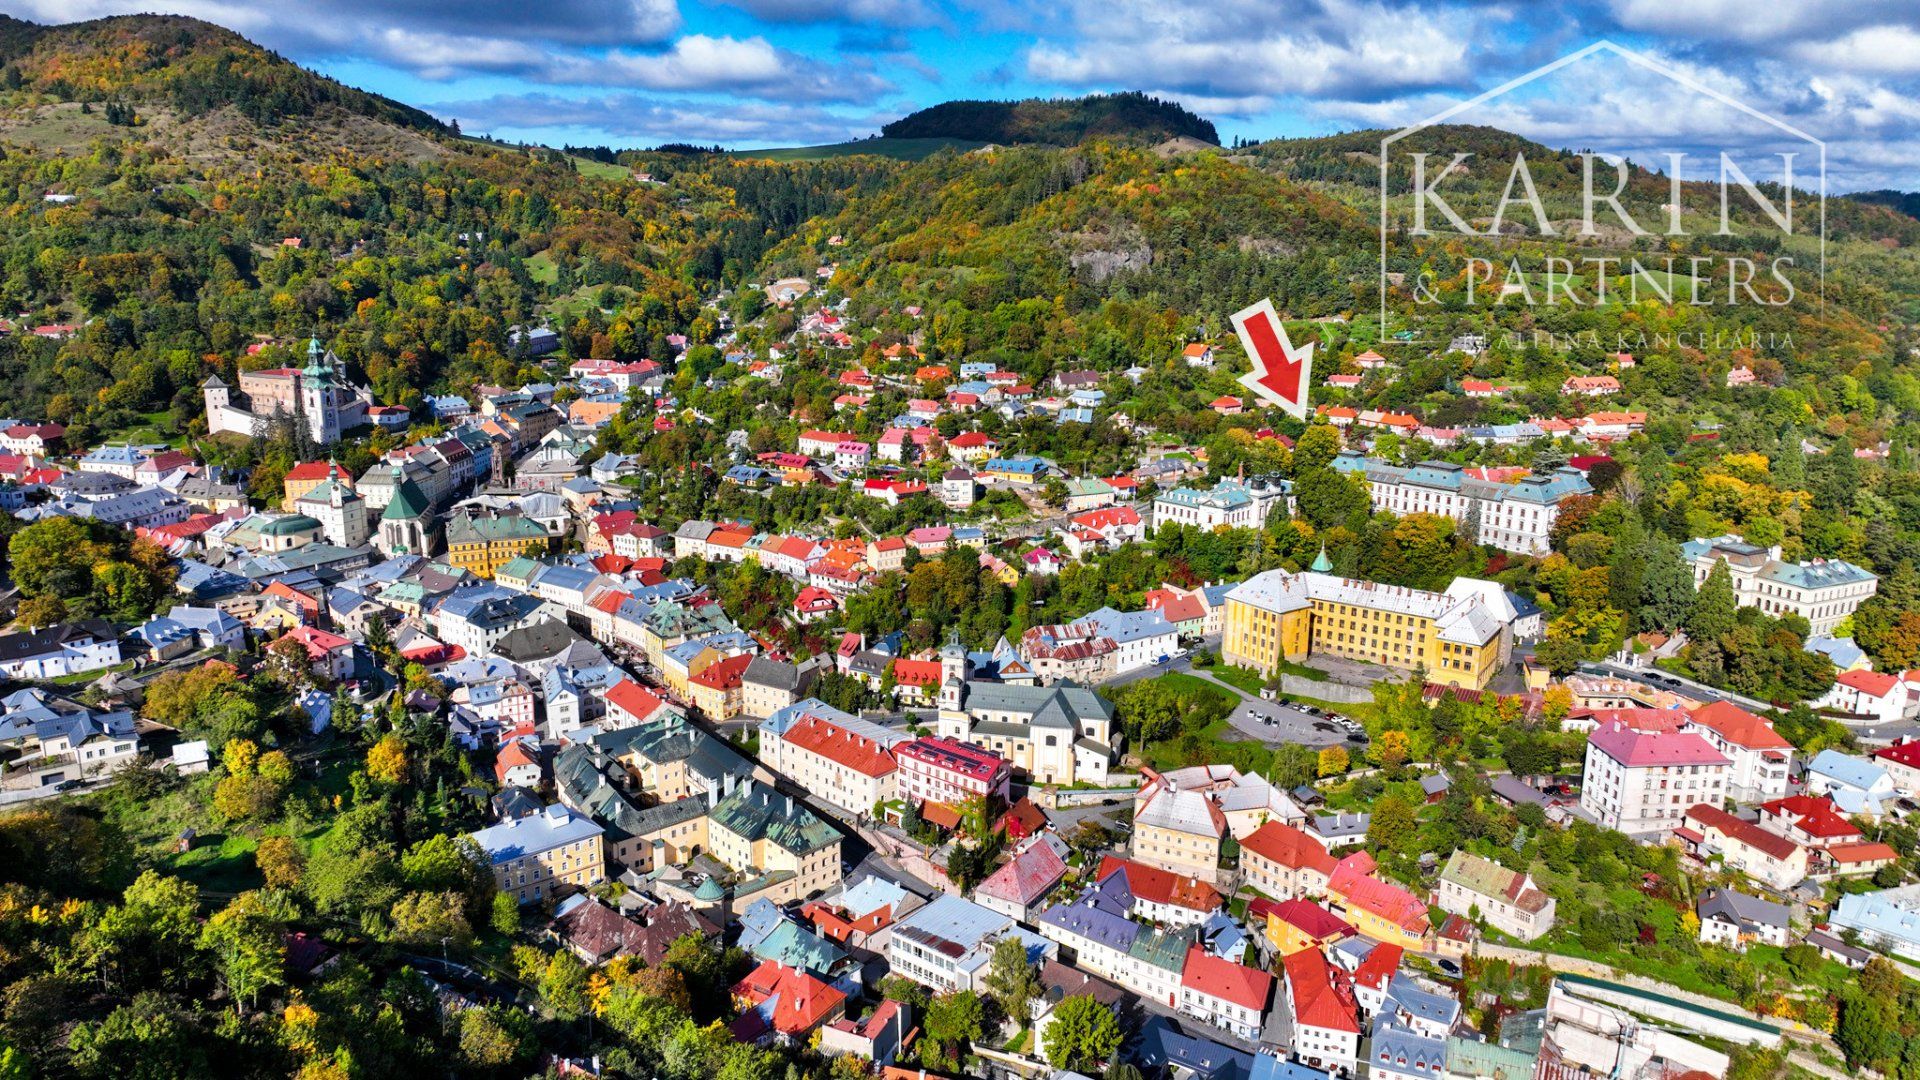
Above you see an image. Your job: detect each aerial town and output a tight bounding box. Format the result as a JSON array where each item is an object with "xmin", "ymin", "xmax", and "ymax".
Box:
[{"xmin": 0, "ymin": 11, "xmax": 1918, "ymax": 1080}]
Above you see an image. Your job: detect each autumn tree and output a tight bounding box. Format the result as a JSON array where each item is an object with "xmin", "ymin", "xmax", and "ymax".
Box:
[
  {"xmin": 365, "ymin": 734, "xmax": 408, "ymax": 786},
  {"xmin": 255, "ymin": 836, "xmax": 305, "ymax": 889},
  {"xmin": 1042, "ymin": 993, "xmax": 1123, "ymax": 1070},
  {"xmin": 1317, "ymin": 745, "xmax": 1350, "ymax": 776}
]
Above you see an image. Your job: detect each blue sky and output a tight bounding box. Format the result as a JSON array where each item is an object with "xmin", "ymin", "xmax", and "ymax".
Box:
[{"xmin": 11, "ymin": 0, "xmax": 1920, "ymax": 188}]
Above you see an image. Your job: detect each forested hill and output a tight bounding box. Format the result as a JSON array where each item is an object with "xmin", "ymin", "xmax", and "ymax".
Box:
[
  {"xmin": 0, "ymin": 13, "xmax": 448, "ymax": 132},
  {"xmin": 1854, "ymin": 189, "xmax": 1920, "ymax": 221},
  {"xmin": 880, "ymin": 92, "xmax": 1220, "ymax": 146}
]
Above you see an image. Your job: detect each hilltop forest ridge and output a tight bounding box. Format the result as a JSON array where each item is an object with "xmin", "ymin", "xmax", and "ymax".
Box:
[
  {"xmin": 0, "ymin": 11, "xmax": 1916, "ymax": 1080},
  {"xmin": 879, "ymin": 92, "xmax": 1222, "ymax": 146}
]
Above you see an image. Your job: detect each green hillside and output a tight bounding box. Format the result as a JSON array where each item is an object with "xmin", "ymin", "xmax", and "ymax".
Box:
[{"xmin": 0, "ymin": 13, "xmax": 447, "ymax": 131}]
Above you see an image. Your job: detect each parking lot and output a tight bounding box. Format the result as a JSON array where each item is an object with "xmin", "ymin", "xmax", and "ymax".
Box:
[{"xmin": 1224, "ymin": 695, "xmax": 1368, "ymax": 750}]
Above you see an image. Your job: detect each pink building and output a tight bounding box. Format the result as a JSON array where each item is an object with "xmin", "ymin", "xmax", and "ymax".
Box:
[{"xmin": 894, "ymin": 737, "xmax": 1011, "ymax": 808}]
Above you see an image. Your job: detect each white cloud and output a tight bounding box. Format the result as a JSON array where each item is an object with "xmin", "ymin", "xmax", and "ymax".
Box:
[
  {"xmin": 8, "ymin": 0, "xmax": 683, "ymax": 46},
  {"xmin": 539, "ymin": 35, "xmax": 893, "ymax": 102},
  {"xmin": 1023, "ymin": 0, "xmax": 1488, "ymax": 101},
  {"xmin": 432, "ymin": 91, "xmax": 883, "ymax": 146},
  {"xmin": 1792, "ymin": 25, "xmax": 1920, "ymax": 76},
  {"xmin": 710, "ymin": 0, "xmax": 940, "ymax": 27}
]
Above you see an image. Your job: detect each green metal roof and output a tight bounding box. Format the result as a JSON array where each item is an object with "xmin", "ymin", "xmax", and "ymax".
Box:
[
  {"xmin": 382, "ymin": 470, "xmax": 432, "ymax": 521},
  {"xmin": 259, "ymin": 514, "xmax": 323, "ymax": 536}
]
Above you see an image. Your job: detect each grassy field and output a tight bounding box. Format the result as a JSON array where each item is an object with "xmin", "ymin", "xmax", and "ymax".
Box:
[
  {"xmin": 569, "ymin": 156, "xmax": 633, "ymax": 180},
  {"xmin": 93, "ymin": 408, "xmax": 181, "ymax": 448},
  {"xmin": 729, "ymin": 137, "xmax": 987, "ymax": 162},
  {"xmin": 1130, "ymin": 672, "xmax": 1278, "ymax": 775},
  {"xmin": 526, "ymin": 250, "xmax": 558, "ymax": 285}
]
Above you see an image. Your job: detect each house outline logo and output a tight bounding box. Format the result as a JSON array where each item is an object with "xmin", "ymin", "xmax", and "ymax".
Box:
[{"xmin": 1376, "ymin": 39, "xmax": 1826, "ymax": 344}]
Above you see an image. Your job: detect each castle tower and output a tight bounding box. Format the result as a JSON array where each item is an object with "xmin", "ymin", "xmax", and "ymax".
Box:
[
  {"xmin": 201, "ymin": 375, "xmax": 237, "ymax": 435},
  {"xmin": 300, "ymin": 337, "xmax": 342, "ymax": 446}
]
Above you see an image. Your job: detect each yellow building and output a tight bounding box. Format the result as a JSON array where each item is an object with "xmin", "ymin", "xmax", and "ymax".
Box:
[
  {"xmin": 468, "ymin": 804, "xmax": 607, "ymax": 905},
  {"xmin": 445, "ymin": 513, "xmax": 552, "ymax": 579},
  {"xmin": 1221, "ymin": 559, "xmax": 1512, "ymax": 689},
  {"xmin": 281, "ymin": 461, "xmax": 334, "ymax": 510}
]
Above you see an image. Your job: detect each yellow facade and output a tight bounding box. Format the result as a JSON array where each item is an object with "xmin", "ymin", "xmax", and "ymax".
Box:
[
  {"xmin": 448, "ymin": 536, "xmax": 548, "ymax": 579},
  {"xmin": 1264, "ymin": 913, "xmax": 1347, "ymax": 957},
  {"xmin": 491, "ymin": 834, "xmax": 607, "ymax": 905},
  {"xmin": 283, "ymin": 474, "xmax": 327, "ymax": 510},
  {"xmin": 1131, "ymin": 821, "xmax": 1221, "ymax": 882},
  {"xmin": 1223, "ymin": 588, "xmax": 1501, "ymax": 690},
  {"xmin": 1335, "ymin": 903, "xmax": 1427, "ymax": 951}
]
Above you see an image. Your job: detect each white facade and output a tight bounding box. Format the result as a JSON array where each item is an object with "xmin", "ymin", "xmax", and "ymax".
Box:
[
  {"xmin": 1580, "ymin": 723, "xmax": 1730, "ymax": 838},
  {"xmin": 1682, "ymin": 535, "xmax": 1878, "ymax": 636}
]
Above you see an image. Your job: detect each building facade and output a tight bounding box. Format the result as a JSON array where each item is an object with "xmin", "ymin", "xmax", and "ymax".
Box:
[
  {"xmin": 468, "ymin": 803, "xmax": 607, "ymax": 905},
  {"xmin": 1580, "ymin": 720, "xmax": 1730, "ymax": 838},
  {"xmin": 1682, "ymin": 535, "xmax": 1878, "ymax": 636},
  {"xmin": 1222, "ymin": 565, "xmax": 1513, "ymax": 690}
]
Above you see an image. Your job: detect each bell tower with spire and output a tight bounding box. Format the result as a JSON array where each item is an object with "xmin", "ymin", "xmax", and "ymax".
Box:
[
  {"xmin": 937, "ymin": 630, "xmax": 969, "ymax": 713},
  {"xmin": 300, "ymin": 335, "xmax": 342, "ymax": 446}
]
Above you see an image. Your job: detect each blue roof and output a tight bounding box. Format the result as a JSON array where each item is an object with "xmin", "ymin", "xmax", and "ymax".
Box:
[
  {"xmin": 984, "ymin": 456, "xmax": 1046, "ymax": 475},
  {"xmin": 1806, "ymin": 635, "xmax": 1867, "ymax": 669},
  {"xmin": 1385, "ymin": 974, "xmax": 1460, "ymax": 1027},
  {"xmin": 1807, "ymin": 749, "xmax": 1890, "ymax": 793},
  {"xmin": 1037, "ymin": 891, "xmax": 1139, "ymax": 951},
  {"xmin": 1370, "ymin": 1018, "xmax": 1448, "ymax": 1075},
  {"xmin": 1833, "ymin": 889, "xmax": 1920, "ymax": 953},
  {"xmin": 1249, "ymin": 1056, "xmax": 1331, "ymax": 1080},
  {"xmin": 1136, "ymin": 1017, "xmax": 1254, "ymax": 1080},
  {"xmin": 1073, "ymin": 606, "xmax": 1176, "ymax": 647},
  {"xmin": 895, "ymin": 894, "xmax": 1014, "ymax": 952},
  {"xmin": 467, "ymin": 804, "xmax": 602, "ymax": 863}
]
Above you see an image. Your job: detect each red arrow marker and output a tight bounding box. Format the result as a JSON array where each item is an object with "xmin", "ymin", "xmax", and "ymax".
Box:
[{"xmin": 1231, "ymin": 298, "xmax": 1315, "ymax": 419}]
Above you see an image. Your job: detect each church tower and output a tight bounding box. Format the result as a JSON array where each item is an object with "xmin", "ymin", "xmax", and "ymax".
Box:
[
  {"xmin": 378, "ymin": 464, "xmax": 436, "ymax": 558},
  {"xmin": 937, "ymin": 633, "xmax": 969, "ymax": 713},
  {"xmin": 300, "ymin": 337, "xmax": 342, "ymax": 446}
]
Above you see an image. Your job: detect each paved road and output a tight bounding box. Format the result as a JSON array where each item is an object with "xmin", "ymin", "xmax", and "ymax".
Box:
[{"xmin": 1588, "ymin": 660, "xmax": 1768, "ymax": 712}]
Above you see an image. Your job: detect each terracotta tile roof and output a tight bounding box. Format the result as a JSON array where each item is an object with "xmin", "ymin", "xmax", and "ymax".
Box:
[
  {"xmin": 1875, "ymin": 741, "xmax": 1920, "ymax": 770},
  {"xmin": 605, "ymin": 678, "xmax": 665, "ymax": 723},
  {"xmin": 1096, "ymin": 855, "xmax": 1225, "ymax": 914},
  {"xmin": 732, "ymin": 961, "xmax": 845, "ymax": 1038},
  {"xmin": 892, "ymin": 659, "xmax": 944, "ymax": 687},
  {"xmin": 1328, "ymin": 856, "xmax": 1429, "ymax": 934},
  {"xmin": 1000, "ymin": 797, "xmax": 1047, "ymax": 838},
  {"xmin": 1588, "ymin": 721, "xmax": 1728, "ymax": 768},
  {"xmin": 781, "ymin": 715, "xmax": 897, "ymax": 778},
  {"xmin": 1180, "ymin": 944, "xmax": 1272, "ymax": 1011},
  {"xmin": 1283, "ymin": 948, "xmax": 1359, "ymax": 1033},
  {"xmin": 920, "ymin": 801, "xmax": 962, "ymax": 830},
  {"xmin": 690, "ymin": 653, "xmax": 753, "ymax": 691},
  {"xmin": 1687, "ymin": 804, "xmax": 1800, "ymax": 862},
  {"xmin": 1351, "ymin": 941, "xmax": 1404, "ymax": 990},
  {"xmin": 1264, "ymin": 899, "xmax": 1354, "ymax": 942},
  {"xmin": 1689, "ymin": 701, "xmax": 1793, "ymax": 750},
  {"xmin": 977, "ymin": 841, "xmax": 1066, "ymax": 907},
  {"xmin": 1758, "ymin": 794, "xmax": 1859, "ymax": 840},
  {"xmin": 1838, "ymin": 669, "xmax": 1902, "ymax": 696},
  {"xmin": 1239, "ymin": 821, "xmax": 1336, "ymax": 875},
  {"xmin": 1828, "ymin": 841, "xmax": 1899, "ymax": 865}
]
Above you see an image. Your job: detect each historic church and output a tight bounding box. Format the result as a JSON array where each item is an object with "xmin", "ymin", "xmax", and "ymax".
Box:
[{"xmin": 203, "ymin": 338, "xmax": 370, "ymax": 445}]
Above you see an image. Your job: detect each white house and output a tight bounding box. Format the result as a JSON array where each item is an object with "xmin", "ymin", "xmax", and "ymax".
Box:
[
  {"xmin": 1697, "ymin": 888, "xmax": 1791, "ymax": 951},
  {"xmin": 1814, "ymin": 669, "xmax": 1911, "ymax": 727}
]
